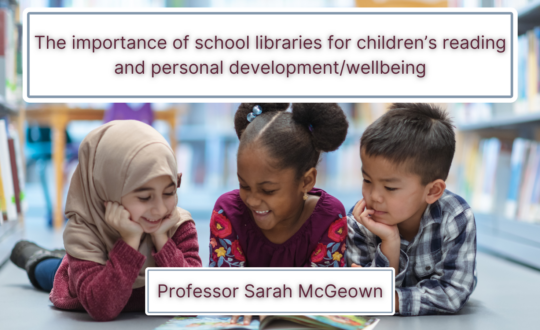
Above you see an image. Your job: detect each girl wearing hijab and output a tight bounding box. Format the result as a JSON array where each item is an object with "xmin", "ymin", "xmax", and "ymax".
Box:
[{"xmin": 10, "ymin": 120, "xmax": 202, "ymax": 321}]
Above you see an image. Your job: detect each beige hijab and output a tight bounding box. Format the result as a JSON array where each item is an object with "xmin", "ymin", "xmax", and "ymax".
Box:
[{"xmin": 63, "ymin": 120, "xmax": 192, "ymax": 289}]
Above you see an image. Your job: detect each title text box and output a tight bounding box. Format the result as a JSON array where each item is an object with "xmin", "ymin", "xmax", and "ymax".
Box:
[{"xmin": 24, "ymin": 8, "xmax": 516, "ymax": 102}]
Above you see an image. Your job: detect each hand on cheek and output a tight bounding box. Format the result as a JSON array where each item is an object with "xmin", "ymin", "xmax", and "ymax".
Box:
[
  {"xmin": 353, "ymin": 199, "xmax": 400, "ymax": 275},
  {"xmin": 153, "ymin": 212, "xmax": 177, "ymax": 235},
  {"xmin": 104, "ymin": 201, "xmax": 144, "ymax": 250},
  {"xmin": 352, "ymin": 199, "xmax": 399, "ymax": 242},
  {"xmin": 150, "ymin": 212, "xmax": 177, "ymax": 252}
]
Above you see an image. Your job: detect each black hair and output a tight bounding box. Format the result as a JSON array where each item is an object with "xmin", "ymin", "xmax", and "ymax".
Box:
[
  {"xmin": 234, "ymin": 103, "xmax": 349, "ymax": 179},
  {"xmin": 361, "ymin": 103, "xmax": 455, "ymax": 185}
]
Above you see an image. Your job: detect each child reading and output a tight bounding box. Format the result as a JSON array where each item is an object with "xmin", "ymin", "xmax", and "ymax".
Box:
[
  {"xmin": 347, "ymin": 103, "xmax": 476, "ymax": 316},
  {"xmin": 10, "ymin": 120, "xmax": 202, "ymax": 321},
  {"xmin": 209, "ymin": 103, "xmax": 349, "ymax": 324}
]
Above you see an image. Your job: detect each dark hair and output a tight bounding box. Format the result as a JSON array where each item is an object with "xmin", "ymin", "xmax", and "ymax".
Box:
[
  {"xmin": 234, "ymin": 103, "xmax": 349, "ymax": 179},
  {"xmin": 361, "ymin": 103, "xmax": 455, "ymax": 185}
]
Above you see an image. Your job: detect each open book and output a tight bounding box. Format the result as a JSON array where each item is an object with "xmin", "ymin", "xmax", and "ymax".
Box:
[{"xmin": 156, "ymin": 316, "xmax": 379, "ymax": 330}]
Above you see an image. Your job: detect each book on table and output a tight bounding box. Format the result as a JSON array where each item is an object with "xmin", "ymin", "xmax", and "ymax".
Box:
[{"xmin": 155, "ymin": 315, "xmax": 379, "ymax": 330}]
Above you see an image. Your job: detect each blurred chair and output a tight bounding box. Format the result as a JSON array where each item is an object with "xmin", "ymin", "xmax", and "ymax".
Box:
[{"xmin": 25, "ymin": 127, "xmax": 78, "ymax": 227}]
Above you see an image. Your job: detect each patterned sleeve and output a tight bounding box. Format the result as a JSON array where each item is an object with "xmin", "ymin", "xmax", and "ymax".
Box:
[
  {"xmin": 209, "ymin": 209, "xmax": 246, "ymax": 267},
  {"xmin": 307, "ymin": 213, "xmax": 348, "ymax": 267},
  {"xmin": 396, "ymin": 209, "xmax": 477, "ymax": 316}
]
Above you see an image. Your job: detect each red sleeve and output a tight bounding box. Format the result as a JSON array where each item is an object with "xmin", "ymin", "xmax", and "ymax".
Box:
[
  {"xmin": 68, "ymin": 239, "xmax": 146, "ymax": 321},
  {"xmin": 153, "ymin": 221, "xmax": 202, "ymax": 268},
  {"xmin": 305, "ymin": 215, "xmax": 348, "ymax": 268},
  {"xmin": 209, "ymin": 209, "xmax": 245, "ymax": 267}
]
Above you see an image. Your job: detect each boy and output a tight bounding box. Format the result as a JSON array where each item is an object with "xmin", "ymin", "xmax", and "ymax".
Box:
[{"xmin": 347, "ymin": 103, "xmax": 476, "ymax": 316}]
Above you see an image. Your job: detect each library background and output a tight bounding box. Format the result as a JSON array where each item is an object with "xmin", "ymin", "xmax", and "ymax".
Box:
[{"xmin": 0, "ymin": 0, "xmax": 539, "ymax": 327}]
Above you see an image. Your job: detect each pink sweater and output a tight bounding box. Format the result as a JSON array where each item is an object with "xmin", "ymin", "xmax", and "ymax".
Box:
[{"xmin": 50, "ymin": 221, "xmax": 202, "ymax": 321}]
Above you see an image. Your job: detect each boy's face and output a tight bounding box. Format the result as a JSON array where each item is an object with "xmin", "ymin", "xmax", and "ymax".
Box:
[{"xmin": 360, "ymin": 149, "xmax": 429, "ymax": 228}]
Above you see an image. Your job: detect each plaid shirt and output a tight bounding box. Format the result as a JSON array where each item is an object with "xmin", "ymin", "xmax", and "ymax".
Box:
[{"xmin": 346, "ymin": 190, "xmax": 477, "ymax": 316}]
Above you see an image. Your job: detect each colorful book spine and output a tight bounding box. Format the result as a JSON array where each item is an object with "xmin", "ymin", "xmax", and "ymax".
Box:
[
  {"xmin": 518, "ymin": 143, "xmax": 540, "ymax": 222},
  {"xmin": 7, "ymin": 138, "xmax": 20, "ymax": 214},
  {"xmin": 529, "ymin": 145, "xmax": 540, "ymax": 222},
  {"xmin": 528, "ymin": 29, "xmax": 539, "ymax": 111},
  {"xmin": 0, "ymin": 119, "xmax": 16, "ymax": 221},
  {"xmin": 477, "ymin": 138, "xmax": 501, "ymax": 214},
  {"xmin": 9, "ymin": 125, "xmax": 24, "ymax": 212},
  {"xmin": 0, "ymin": 164, "xmax": 6, "ymax": 222},
  {"xmin": 505, "ymin": 138, "xmax": 529, "ymax": 219}
]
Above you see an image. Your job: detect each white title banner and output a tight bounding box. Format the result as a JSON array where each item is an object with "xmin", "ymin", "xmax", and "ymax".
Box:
[
  {"xmin": 145, "ymin": 268, "xmax": 395, "ymax": 315},
  {"xmin": 24, "ymin": 8, "xmax": 516, "ymax": 103}
]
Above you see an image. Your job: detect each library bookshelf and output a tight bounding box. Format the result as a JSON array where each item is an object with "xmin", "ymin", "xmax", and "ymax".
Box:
[
  {"xmin": 0, "ymin": 103, "xmax": 24, "ymax": 266},
  {"xmin": 448, "ymin": 2, "xmax": 540, "ymax": 270},
  {"xmin": 4, "ymin": 1, "xmax": 539, "ymax": 269},
  {"xmin": 0, "ymin": 0, "xmax": 24, "ymax": 265},
  {"xmin": 173, "ymin": 103, "xmax": 368, "ymax": 223},
  {"xmin": 518, "ymin": 0, "xmax": 540, "ymax": 35},
  {"xmin": 455, "ymin": 114, "xmax": 540, "ymax": 269}
]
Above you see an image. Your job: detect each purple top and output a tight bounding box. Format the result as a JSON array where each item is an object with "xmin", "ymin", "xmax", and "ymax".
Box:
[{"xmin": 209, "ymin": 188, "xmax": 348, "ymax": 268}]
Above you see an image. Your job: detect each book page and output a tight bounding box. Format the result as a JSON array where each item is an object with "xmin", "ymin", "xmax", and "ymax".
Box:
[{"xmin": 156, "ymin": 316, "xmax": 260, "ymax": 330}]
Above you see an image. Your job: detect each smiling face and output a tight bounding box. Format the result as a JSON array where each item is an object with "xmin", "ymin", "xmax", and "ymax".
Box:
[
  {"xmin": 360, "ymin": 148, "xmax": 430, "ymax": 229},
  {"xmin": 237, "ymin": 145, "xmax": 306, "ymax": 232},
  {"xmin": 120, "ymin": 174, "xmax": 177, "ymax": 233}
]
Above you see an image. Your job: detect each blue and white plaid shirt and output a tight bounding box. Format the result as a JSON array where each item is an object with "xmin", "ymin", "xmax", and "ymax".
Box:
[{"xmin": 346, "ymin": 190, "xmax": 477, "ymax": 316}]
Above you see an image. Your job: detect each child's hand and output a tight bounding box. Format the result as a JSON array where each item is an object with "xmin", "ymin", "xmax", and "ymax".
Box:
[
  {"xmin": 352, "ymin": 199, "xmax": 399, "ymax": 242},
  {"xmin": 150, "ymin": 211, "xmax": 178, "ymax": 251},
  {"xmin": 151, "ymin": 211, "xmax": 178, "ymax": 236},
  {"xmin": 104, "ymin": 201, "xmax": 144, "ymax": 248}
]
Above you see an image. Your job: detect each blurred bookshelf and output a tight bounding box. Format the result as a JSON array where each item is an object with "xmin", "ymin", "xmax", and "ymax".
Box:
[
  {"xmin": 168, "ymin": 0, "xmax": 540, "ymax": 268},
  {"xmin": 458, "ymin": 110, "xmax": 540, "ymax": 131},
  {"xmin": 448, "ymin": 129, "xmax": 540, "ymax": 269},
  {"xmin": 440, "ymin": 0, "xmax": 540, "ymax": 269},
  {"xmin": 175, "ymin": 103, "xmax": 382, "ymax": 219},
  {"xmin": 0, "ymin": 103, "xmax": 17, "ymax": 117},
  {"xmin": 0, "ymin": 0, "xmax": 24, "ymax": 265},
  {"xmin": 9, "ymin": 0, "xmax": 540, "ymax": 270},
  {"xmin": 518, "ymin": 0, "xmax": 540, "ymax": 35},
  {"xmin": 386, "ymin": 0, "xmax": 538, "ymax": 268}
]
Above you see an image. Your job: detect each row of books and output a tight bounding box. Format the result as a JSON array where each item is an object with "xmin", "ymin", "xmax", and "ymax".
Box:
[
  {"xmin": 19, "ymin": 0, "xmax": 538, "ymax": 11},
  {"xmin": 446, "ymin": 103, "xmax": 536, "ymax": 127},
  {"xmin": 445, "ymin": 24, "xmax": 540, "ymax": 126},
  {"xmin": 18, "ymin": 0, "xmax": 173, "ymax": 10},
  {"xmin": 174, "ymin": 127, "xmax": 365, "ymax": 191},
  {"xmin": 0, "ymin": 5, "xmax": 19, "ymax": 107},
  {"xmin": 449, "ymin": 103, "xmax": 495, "ymax": 126},
  {"xmin": 516, "ymin": 29, "xmax": 538, "ymax": 113},
  {"xmin": 451, "ymin": 135, "xmax": 540, "ymax": 223},
  {"xmin": 178, "ymin": 103, "xmax": 383, "ymax": 138},
  {"xmin": 171, "ymin": 103, "xmax": 392, "ymax": 192},
  {"xmin": 173, "ymin": 103, "xmax": 381, "ymax": 191},
  {"xmin": 20, "ymin": 0, "xmax": 351, "ymax": 11},
  {"xmin": 511, "ymin": 25, "xmax": 540, "ymax": 115},
  {"xmin": 0, "ymin": 118, "xmax": 25, "ymax": 223},
  {"xmin": 450, "ymin": 0, "xmax": 532, "ymax": 8},
  {"xmin": 444, "ymin": 1, "xmax": 540, "ymax": 124}
]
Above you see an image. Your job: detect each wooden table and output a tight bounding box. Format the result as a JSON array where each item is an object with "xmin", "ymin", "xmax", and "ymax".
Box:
[{"xmin": 25, "ymin": 106, "xmax": 178, "ymax": 229}]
